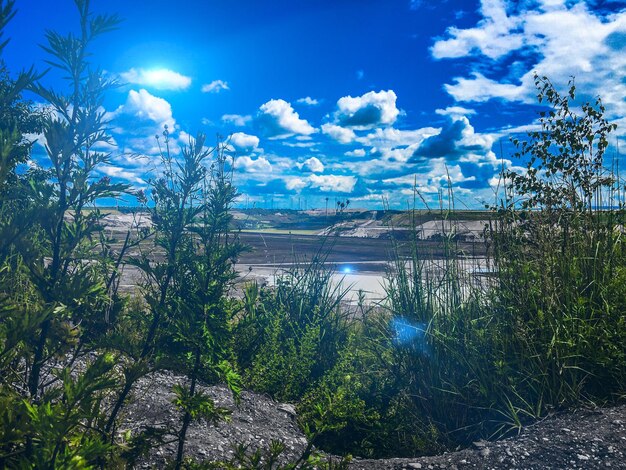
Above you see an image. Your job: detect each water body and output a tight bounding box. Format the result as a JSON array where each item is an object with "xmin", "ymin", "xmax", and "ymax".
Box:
[{"xmin": 237, "ymin": 256, "xmax": 491, "ymax": 305}]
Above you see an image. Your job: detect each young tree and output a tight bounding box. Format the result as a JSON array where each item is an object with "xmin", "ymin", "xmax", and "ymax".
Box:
[
  {"xmin": 104, "ymin": 126, "xmax": 208, "ymax": 437},
  {"xmin": 168, "ymin": 135, "xmax": 243, "ymax": 469},
  {"xmin": 104, "ymin": 133, "xmax": 244, "ymax": 470},
  {"xmin": 491, "ymin": 74, "xmax": 625, "ymax": 415},
  {"xmin": 1, "ymin": 0, "xmax": 130, "ymax": 466},
  {"xmin": 24, "ymin": 0, "xmax": 126, "ymax": 399},
  {"xmin": 505, "ymin": 74, "xmax": 617, "ymax": 214}
]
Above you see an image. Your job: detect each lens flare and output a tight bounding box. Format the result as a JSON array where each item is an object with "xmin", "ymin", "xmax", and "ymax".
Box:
[{"xmin": 391, "ymin": 317, "xmax": 429, "ymax": 353}]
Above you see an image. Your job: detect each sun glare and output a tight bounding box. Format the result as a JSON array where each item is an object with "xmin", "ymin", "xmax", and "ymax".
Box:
[
  {"xmin": 122, "ymin": 68, "xmax": 192, "ymax": 90},
  {"xmin": 144, "ymin": 69, "xmax": 175, "ymax": 86}
]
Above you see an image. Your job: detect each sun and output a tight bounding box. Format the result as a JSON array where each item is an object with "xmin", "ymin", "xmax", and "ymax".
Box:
[
  {"xmin": 122, "ymin": 68, "xmax": 192, "ymax": 90},
  {"xmin": 143, "ymin": 69, "xmax": 180, "ymax": 87}
]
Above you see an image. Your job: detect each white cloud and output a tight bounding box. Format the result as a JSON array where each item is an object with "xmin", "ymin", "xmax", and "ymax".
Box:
[
  {"xmin": 257, "ymin": 99, "xmax": 316, "ymax": 138},
  {"xmin": 104, "ymin": 89, "xmax": 180, "ymax": 159},
  {"xmin": 309, "ymin": 174, "xmax": 356, "ymax": 193},
  {"xmin": 435, "ymin": 106, "xmax": 477, "ymax": 117},
  {"xmin": 99, "ymin": 165, "xmax": 146, "ymax": 185},
  {"xmin": 286, "ymin": 177, "xmax": 308, "ymax": 191},
  {"xmin": 297, "ymin": 156, "xmax": 324, "ymax": 173},
  {"xmin": 111, "ymin": 89, "xmax": 176, "ymax": 129},
  {"xmin": 444, "ymin": 72, "xmax": 528, "ymax": 103},
  {"xmin": 334, "ymin": 90, "xmax": 400, "ymax": 129},
  {"xmin": 432, "ymin": 0, "xmax": 626, "ymax": 119},
  {"xmin": 345, "ymin": 149, "xmax": 366, "ymax": 157},
  {"xmin": 412, "ymin": 116, "xmax": 494, "ymax": 162},
  {"xmin": 120, "ymin": 68, "xmax": 191, "ymax": 91},
  {"xmin": 202, "ymin": 80, "xmax": 230, "ymax": 93},
  {"xmin": 431, "ymin": 0, "xmax": 524, "ymax": 60},
  {"xmin": 321, "ymin": 123, "xmax": 356, "ymax": 144},
  {"xmin": 296, "ymin": 96, "xmax": 319, "ymax": 106},
  {"xmin": 234, "ymin": 155, "xmax": 272, "ymax": 173},
  {"xmin": 222, "ymin": 114, "xmax": 252, "ymax": 126},
  {"xmin": 282, "ymin": 141, "xmax": 316, "ymax": 148},
  {"xmin": 230, "ymin": 132, "xmax": 259, "ymax": 153},
  {"xmin": 356, "ymin": 126, "xmax": 439, "ymax": 148}
]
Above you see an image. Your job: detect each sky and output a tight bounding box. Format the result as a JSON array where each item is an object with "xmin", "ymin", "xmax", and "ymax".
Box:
[{"xmin": 3, "ymin": 0, "xmax": 626, "ymax": 209}]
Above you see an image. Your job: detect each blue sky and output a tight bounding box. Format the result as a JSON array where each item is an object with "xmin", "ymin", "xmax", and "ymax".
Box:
[{"xmin": 4, "ymin": 0, "xmax": 626, "ymax": 209}]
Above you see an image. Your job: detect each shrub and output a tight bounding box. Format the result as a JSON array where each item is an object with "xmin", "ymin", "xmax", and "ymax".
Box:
[{"xmin": 233, "ymin": 251, "xmax": 350, "ymax": 402}]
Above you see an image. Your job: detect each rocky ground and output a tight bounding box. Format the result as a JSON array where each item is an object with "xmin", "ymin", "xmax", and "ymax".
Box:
[
  {"xmin": 351, "ymin": 407, "xmax": 626, "ymax": 469},
  {"xmin": 122, "ymin": 370, "xmax": 308, "ymax": 468},
  {"xmin": 121, "ymin": 370, "xmax": 626, "ymax": 469}
]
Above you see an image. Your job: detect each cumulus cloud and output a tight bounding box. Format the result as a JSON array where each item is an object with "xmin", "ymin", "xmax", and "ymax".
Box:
[
  {"xmin": 286, "ymin": 177, "xmax": 308, "ymax": 191},
  {"xmin": 332, "ymin": 114, "xmax": 500, "ymax": 191},
  {"xmin": 99, "ymin": 165, "xmax": 146, "ymax": 185},
  {"xmin": 222, "ymin": 114, "xmax": 252, "ymax": 126},
  {"xmin": 230, "ymin": 132, "xmax": 259, "ymax": 153},
  {"xmin": 432, "ymin": 0, "xmax": 626, "ymax": 118},
  {"xmin": 119, "ymin": 68, "xmax": 191, "ymax": 90},
  {"xmin": 309, "ymin": 174, "xmax": 356, "ymax": 193},
  {"xmin": 104, "ymin": 89, "xmax": 181, "ymax": 161},
  {"xmin": 256, "ymin": 99, "xmax": 316, "ymax": 138},
  {"xmin": 431, "ymin": 0, "xmax": 524, "ymax": 60},
  {"xmin": 234, "ymin": 155, "xmax": 272, "ymax": 173},
  {"xmin": 356, "ymin": 126, "xmax": 439, "ymax": 148},
  {"xmin": 107, "ymin": 89, "xmax": 177, "ymax": 159},
  {"xmin": 435, "ymin": 106, "xmax": 477, "ymax": 117},
  {"xmin": 110, "ymin": 89, "xmax": 176, "ymax": 130},
  {"xmin": 297, "ymin": 156, "xmax": 324, "ymax": 173},
  {"xmin": 202, "ymin": 80, "xmax": 230, "ymax": 93},
  {"xmin": 334, "ymin": 90, "xmax": 400, "ymax": 129},
  {"xmin": 411, "ymin": 116, "xmax": 493, "ymax": 161},
  {"xmin": 321, "ymin": 123, "xmax": 356, "ymax": 144},
  {"xmin": 345, "ymin": 149, "xmax": 366, "ymax": 157},
  {"xmin": 296, "ymin": 96, "xmax": 319, "ymax": 106},
  {"xmin": 445, "ymin": 72, "xmax": 527, "ymax": 103}
]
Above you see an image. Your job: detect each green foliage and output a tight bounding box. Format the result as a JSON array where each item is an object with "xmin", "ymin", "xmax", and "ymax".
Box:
[
  {"xmin": 233, "ymin": 253, "xmax": 350, "ymax": 401},
  {"xmin": 505, "ymin": 74, "xmax": 617, "ymax": 212},
  {"xmin": 0, "ymin": 1, "xmax": 143, "ymax": 467},
  {"xmin": 0, "ymin": 3, "xmax": 247, "ymax": 462},
  {"xmin": 129, "ymin": 133, "xmax": 244, "ymax": 469},
  {"xmin": 490, "ymin": 74, "xmax": 626, "ymax": 411},
  {"xmin": 297, "ymin": 328, "xmax": 387, "ymax": 457},
  {"xmin": 172, "ymin": 384, "xmax": 231, "ymax": 423},
  {"xmin": 19, "ymin": 354, "xmax": 117, "ymax": 468}
]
